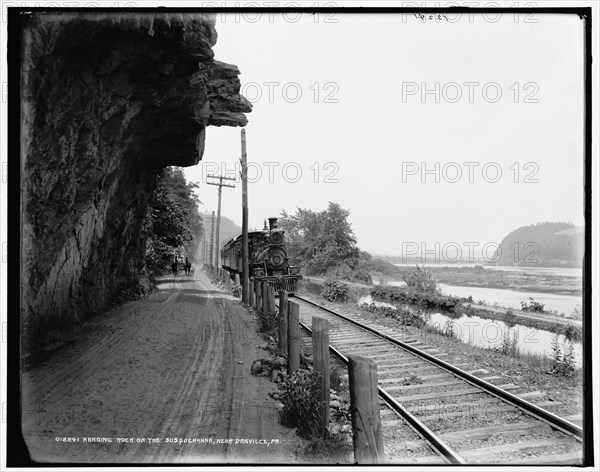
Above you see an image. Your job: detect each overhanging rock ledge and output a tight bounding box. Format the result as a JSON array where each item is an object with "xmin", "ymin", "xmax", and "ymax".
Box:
[{"xmin": 20, "ymin": 12, "xmax": 251, "ymax": 353}]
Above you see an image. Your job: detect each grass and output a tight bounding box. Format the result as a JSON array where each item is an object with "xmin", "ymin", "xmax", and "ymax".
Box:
[
  {"xmin": 298, "ymin": 279, "xmax": 584, "ymax": 415},
  {"xmin": 363, "ymin": 302, "xmax": 583, "ymax": 388},
  {"xmin": 295, "ymin": 432, "xmax": 353, "ymax": 464}
]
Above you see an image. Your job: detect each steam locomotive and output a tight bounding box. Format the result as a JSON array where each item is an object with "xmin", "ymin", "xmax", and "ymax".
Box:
[{"xmin": 221, "ymin": 217, "xmax": 301, "ymax": 293}]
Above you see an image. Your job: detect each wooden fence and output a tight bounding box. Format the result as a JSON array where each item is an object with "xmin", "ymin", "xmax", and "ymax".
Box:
[{"xmin": 247, "ymin": 284, "xmax": 383, "ymax": 463}]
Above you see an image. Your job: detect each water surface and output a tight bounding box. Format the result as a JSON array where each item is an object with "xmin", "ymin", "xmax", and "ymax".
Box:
[{"xmin": 358, "ymin": 295, "xmax": 582, "ymax": 367}]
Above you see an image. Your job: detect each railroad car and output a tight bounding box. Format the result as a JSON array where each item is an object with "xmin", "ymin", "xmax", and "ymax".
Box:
[{"xmin": 221, "ymin": 217, "xmax": 301, "ymax": 293}]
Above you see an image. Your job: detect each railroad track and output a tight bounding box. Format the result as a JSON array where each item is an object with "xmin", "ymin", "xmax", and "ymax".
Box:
[{"xmin": 291, "ymin": 294, "xmax": 584, "ymax": 465}]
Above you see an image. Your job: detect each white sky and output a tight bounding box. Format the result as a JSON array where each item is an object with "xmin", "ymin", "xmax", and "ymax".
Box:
[{"xmin": 184, "ymin": 11, "xmax": 585, "ymax": 256}]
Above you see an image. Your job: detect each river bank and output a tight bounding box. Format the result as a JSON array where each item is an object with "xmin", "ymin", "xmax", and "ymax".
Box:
[
  {"xmin": 301, "ymin": 276, "xmax": 582, "ymax": 337},
  {"xmin": 371, "ymin": 265, "xmax": 582, "ymax": 297},
  {"xmin": 295, "ymin": 285, "xmax": 583, "ymax": 422}
]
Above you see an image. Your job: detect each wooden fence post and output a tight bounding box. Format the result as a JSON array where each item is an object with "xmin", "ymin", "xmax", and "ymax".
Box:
[
  {"xmin": 269, "ymin": 285, "xmax": 276, "ymax": 314},
  {"xmin": 249, "ymin": 279, "xmax": 255, "ymax": 308},
  {"xmin": 261, "ymin": 281, "xmax": 268, "ymax": 314},
  {"xmin": 312, "ymin": 317, "xmax": 330, "ymax": 437},
  {"xmin": 348, "ymin": 356, "xmax": 383, "ymax": 464},
  {"xmin": 265, "ymin": 284, "xmax": 272, "ymax": 313},
  {"xmin": 288, "ymin": 301, "xmax": 300, "ymax": 372},
  {"xmin": 278, "ymin": 291, "xmax": 288, "ymax": 353},
  {"xmin": 254, "ymin": 279, "xmax": 261, "ymax": 310}
]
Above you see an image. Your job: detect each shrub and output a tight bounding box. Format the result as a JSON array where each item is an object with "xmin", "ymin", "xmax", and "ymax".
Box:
[
  {"xmin": 563, "ymin": 324, "xmax": 581, "ymax": 342},
  {"xmin": 330, "ymin": 365, "xmax": 345, "ymax": 392},
  {"xmin": 298, "ymin": 432, "xmax": 352, "ymax": 463},
  {"xmin": 348, "ymin": 267, "xmax": 372, "ymax": 284},
  {"xmin": 494, "ymin": 329, "xmax": 519, "ymax": 355},
  {"xmin": 504, "ymin": 308, "xmax": 517, "ymax": 327},
  {"xmin": 370, "ymin": 285, "xmax": 462, "ymax": 313},
  {"xmin": 278, "ymin": 369, "xmax": 322, "ymax": 437},
  {"xmin": 321, "ymin": 280, "xmax": 349, "ymax": 303},
  {"xmin": 360, "ymin": 302, "xmax": 425, "ymax": 328},
  {"xmin": 403, "ymin": 265, "xmax": 439, "ymax": 294},
  {"xmin": 258, "ymin": 309, "xmax": 278, "ymax": 334},
  {"xmin": 550, "ymin": 333, "xmax": 577, "ymax": 378},
  {"xmin": 325, "ymin": 263, "xmax": 372, "ymax": 285},
  {"xmin": 443, "ymin": 319, "xmax": 456, "ymax": 338},
  {"xmin": 520, "ymin": 297, "xmax": 546, "ymax": 313},
  {"xmin": 231, "ymin": 284, "xmax": 242, "ymax": 298},
  {"xmin": 329, "ymin": 391, "xmax": 351, "ymax": 423}
]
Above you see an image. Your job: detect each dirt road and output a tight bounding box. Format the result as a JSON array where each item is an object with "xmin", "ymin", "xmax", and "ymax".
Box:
[{"xmin": 21, "ymin": 271, "xmax": 297, "ymax": 464}]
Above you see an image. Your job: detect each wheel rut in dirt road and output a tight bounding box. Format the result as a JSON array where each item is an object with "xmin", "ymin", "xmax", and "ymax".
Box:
[{"xmin": 22, "ymin": 271, "xmax": 296, "ymax": 464}]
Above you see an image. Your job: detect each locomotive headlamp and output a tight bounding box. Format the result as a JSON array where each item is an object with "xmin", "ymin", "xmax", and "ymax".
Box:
[{"xmin": 269, "ymin": 229, "xmax": 284, "ymax": 246}]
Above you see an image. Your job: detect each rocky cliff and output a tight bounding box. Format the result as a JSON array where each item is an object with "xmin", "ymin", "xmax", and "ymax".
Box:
[{"xmin": 20, "ymin": 12, "xmax": 251, "ymax": 353}]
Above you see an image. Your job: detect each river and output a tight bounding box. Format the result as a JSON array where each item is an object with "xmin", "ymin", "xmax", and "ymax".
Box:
[
  {"xmin": 358, "ymin": 295, "xmax": 582, "ymax": 367},
  {"xmin": 362, "ymin": 263, "xmax": 583, "ymax": 365},
  {"xmin": 392, "ymin": 263, "xmax": 582, "ymax": 279},
  {"xmin": 437, "ymin": 284, "xmax": 581, "ymax": 315},
  {"xmin": 389, "ymin": 264, "xmax": 582, "ymax": 315}
]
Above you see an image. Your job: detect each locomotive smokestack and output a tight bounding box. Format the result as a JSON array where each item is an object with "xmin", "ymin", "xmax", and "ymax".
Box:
[{"xmin": 268, "ymin": 217, "xmax": 278, "ymax": 230}]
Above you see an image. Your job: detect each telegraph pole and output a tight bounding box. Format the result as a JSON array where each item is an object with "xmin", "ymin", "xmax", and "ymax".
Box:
[
  {"xmin": 209, "ymin": 211, "xmax": 215, "ymax": 269},
  {"xmin": 240, "ymin": 129, "xmax": 249, "ymax": 304},
  {"xmin": 207, "ymin": 175, "xmax": 235, "ymax": 269}
]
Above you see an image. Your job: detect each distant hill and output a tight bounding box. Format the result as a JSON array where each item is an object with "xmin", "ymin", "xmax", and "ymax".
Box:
[
  {"xmin": 493, "ymin": 222, "xmax": 583, "ymax": 267},
  {"xmin": 200, "ymin": 212, "xmax": 242, "ymax": 247}
]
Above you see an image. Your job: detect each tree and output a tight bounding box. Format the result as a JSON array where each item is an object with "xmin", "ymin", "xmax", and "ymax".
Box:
[
  {"xmin": 279, "ymin": 202, "xmax": 359, "ymax": 275},
  {"xmin": 144, "ymin": 167, "xmax": 203, "ymax": 276}
]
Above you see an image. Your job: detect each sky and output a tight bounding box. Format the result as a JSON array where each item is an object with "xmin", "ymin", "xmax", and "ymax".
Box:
[{"xmin": 183, "ymin": 11, "xmax": 585, "ymax": 256}]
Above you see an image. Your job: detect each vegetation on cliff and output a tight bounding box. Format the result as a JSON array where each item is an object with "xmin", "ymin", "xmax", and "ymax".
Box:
[
  {"xmin": 144, "ymin": 167, "xmax": 203, "ymax": 276},
  {"xmin": 493, "ymin": 222, "xmax": 583, "ymax": 267},
  {"xmin": 20, "ymin": 12, "xmax": 250, "ymax": 352}
]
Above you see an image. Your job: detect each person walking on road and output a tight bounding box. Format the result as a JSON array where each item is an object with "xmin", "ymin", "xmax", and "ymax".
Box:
[
  {"xmin": 171, "ymin": 258, "xmax": 178, "ymax": 277},
  {"xmin": 184, "ymin": 257, "xmax": 192, "ymax": 276}
]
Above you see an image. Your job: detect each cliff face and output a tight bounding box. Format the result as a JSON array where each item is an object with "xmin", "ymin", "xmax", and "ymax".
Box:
[{"xmin": 21, "ymin": 12, "xmax": 251, "ymax": 352}]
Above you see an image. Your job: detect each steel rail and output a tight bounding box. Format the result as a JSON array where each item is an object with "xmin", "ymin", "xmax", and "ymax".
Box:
[
  {"xmin": 292, "ymin": 294, "xmax": 584, "ymax": 442},
  {"xmin": 298, "ymin": 320, "xmax": 466, "ymax": 464}
]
